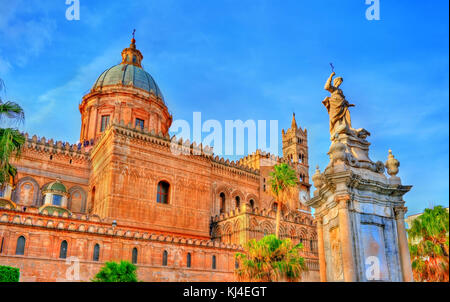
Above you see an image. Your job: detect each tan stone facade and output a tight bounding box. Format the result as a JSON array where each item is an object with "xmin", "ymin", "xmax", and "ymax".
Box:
[{"xmin": 0, "ymin": 38, "xmax": 318, "ymax": 282}]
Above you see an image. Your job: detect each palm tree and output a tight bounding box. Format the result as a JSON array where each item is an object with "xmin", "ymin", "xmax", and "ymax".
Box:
[
  {"xmin": 268, "ymin": 163, "xmax": 298, "ymax": 238},
  {"xmin": 0, "ymin": 80, "xmax": 25, "ymax": 185},
  {"xmin": 235, "ymin": 234, "xmax": 307, "ymax": 282},
  {"xmin": 408, "ymin": 205, "xmax": 449, "ymax": 282}
]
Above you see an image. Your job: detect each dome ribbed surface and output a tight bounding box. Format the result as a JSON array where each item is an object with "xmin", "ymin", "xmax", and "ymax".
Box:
[{"xmin": 92, "ymin": 64, "xmax": 164, "ymax": 100}]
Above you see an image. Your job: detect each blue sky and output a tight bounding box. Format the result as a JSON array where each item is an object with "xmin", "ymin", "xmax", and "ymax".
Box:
[{"xmin": 0, "ymin": 0, "xmax": 448, "ymax": 216}]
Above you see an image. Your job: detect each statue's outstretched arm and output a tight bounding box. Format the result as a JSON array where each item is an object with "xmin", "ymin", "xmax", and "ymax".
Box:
[{"xmin": 325, "ymin": 72, "xmax": 335, "ymax": 93}]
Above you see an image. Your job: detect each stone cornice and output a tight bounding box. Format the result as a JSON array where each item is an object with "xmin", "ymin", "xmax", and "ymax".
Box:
[
  {"xmin": 81, "ymin": 84, "xmax": 167, "ymax": 109},
  {"xmin": 308, "ymin": 169, "xmax": 412, "ymax": 210}
]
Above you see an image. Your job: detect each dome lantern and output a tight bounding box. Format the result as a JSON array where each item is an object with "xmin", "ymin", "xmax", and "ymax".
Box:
[{"xmin": 121, "ymin": 29, "xmax": 143, "ymax": 68}]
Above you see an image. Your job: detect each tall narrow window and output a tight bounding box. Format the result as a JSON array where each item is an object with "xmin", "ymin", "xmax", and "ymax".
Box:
[
  {"xmin": 15, "ymin": 236, "xmax": 25, "ymax": 255},
  {"xmin": 93, "ymin": 244, "xmax": 100, "ymax": 261},
  {"xmin": 132, "ymin": 247, "xmax": 138, "ymax": 264},
  {"xmin": 157, "ymin": 181, "xmax": 170, "ymax": 204},
  {"xmin": 186, "ymin": 253, "xmax": 191, "ymax": 268},
  {"xmin": 100, "ymin": 115, "xmax": 110, "ymax": 132},
  {"xmin": 135, "ymin": 118, "xmax": 145, "ymax": 130},
  {"xmin": 91, "ymin": 186, "xmax": 96, "ymax": 208},
  {"xmin": 59, "ymin": 240, "xmax": 68, "ymax": 259},
  {"xmin": 162, "ymin": 250, "xmax": 168, "ymax": 266},
  {"xmin": 249, "ymin": 199, "xmax": 255, "ymax": 209},
  {"xmin": 212, "ymin": 255, "xmax": 217, "ymax": 270},
  {"xmin": 0, "ymin": 237, "xmax": 3, "ymax": 254},
  {"xmin": 219, "ymin": 193, "xmax": 226, "ymax": 213},
  {"xmin": 235, "ymin": 196, "xmax": 240, "ymax": 209}
]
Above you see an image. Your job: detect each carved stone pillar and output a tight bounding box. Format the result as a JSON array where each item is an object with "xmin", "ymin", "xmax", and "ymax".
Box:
[
  {"xmin": 336, "ymin": 195, "xmax": 356, "ymax": 281},
  {"xmin": 394, "ymin": 206, "xmax": 414, "ymax": 282},
  {"xmin": 315, "ymin": 215, "xmax": 327, "ymax": 282}
]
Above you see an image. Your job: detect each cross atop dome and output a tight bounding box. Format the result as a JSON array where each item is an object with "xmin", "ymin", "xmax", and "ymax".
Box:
[{"xmin": 121, "ymin": 30, "xmax": 143, "ymax": 67}]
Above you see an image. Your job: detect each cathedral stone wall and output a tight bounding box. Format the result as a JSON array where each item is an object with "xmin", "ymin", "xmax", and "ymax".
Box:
[
  {"xmin": 0, "ymin": 209, "xmax": 239, "ymax": 282},
  {"xmin": 0, "ymin": 39, "xmax": 320, "ymax": 282}
]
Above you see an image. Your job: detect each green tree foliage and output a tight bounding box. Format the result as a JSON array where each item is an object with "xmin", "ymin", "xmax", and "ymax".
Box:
[
  {"xmin": 408, "ymin": 206, "xmax": 449, "ymax": 282},
  {"xmin": 268, "ymin": 163, "xmax": 298, "ymax": 238},
  {"xmin": 0, "ymin": 265, "xmax": 20, "ymax": 282},
  {"xmin": 0, "ymin": 79, "xmax": 25, "ymax": 184},
  {"xmin": 235, "ymin": 235, "xmax": 307, "ymax": 282},
  {"xmin": 91, "ymin": 261, "xmax": 139, "ymax": 282}
]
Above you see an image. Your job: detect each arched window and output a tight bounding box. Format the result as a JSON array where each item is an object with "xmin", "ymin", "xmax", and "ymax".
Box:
[
  {"xmin": 249, "ymin": 199, "xmax": 255, "ymax": 209},
  {"xmin": 15, "ymin": 236, "xmax": 25, "ymax": 255},
  {"xmin": 212, "ymin": 255, "xmax": 217, "ymax": 270},
  {"xmin": 59, "ymin": 240, "xmax": 68, "ymax": 259},
  {"xmin": 219, "ymin": 193, "xmax": 226, "ymax": 213},
  {"xmin": 93, "ymin": 244, "xmax": 100, "ymax": 261},
  {"xmin": 235, "ymin": 196, "xmax": 240, "ymax": 209},
  {"xmin": 186, "ymin": 253, "xmax": 191, "ymax": 268},
  {"xmin": 162, "ymin": 250, "xmax": 168, "ymax": 266},
  {"xmin": 132, "ymin": 247, "xmax": 138, "ymax": 264},
  {"xmin": 157, "ymin": 181, "xmax": 170, "ymax": 204}
]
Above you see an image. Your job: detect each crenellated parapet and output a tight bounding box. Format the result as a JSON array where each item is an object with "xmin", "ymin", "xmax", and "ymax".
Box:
[
  {"xmin": 93, "ymin": 122, "xmax": 216, "ymax": 161},
  {"xmin": 211, "ymin": 204, "xmax": 315, "ymax": 226},
  {"xmin": 211, "ymin": 156, "xmax": 260, "ymax": 180},
  {"xmin": 0, "ymin": 208, "xmax": 242, "ymax": 251},
  {"xmin": 22, "ymin": 133, "xmax": 90, "ymax": 161}
]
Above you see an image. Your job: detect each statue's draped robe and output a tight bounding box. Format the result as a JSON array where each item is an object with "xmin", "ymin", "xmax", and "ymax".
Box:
[{"xmin": 323, "ymin": 83, "xmax": 352, "ymax": 134}]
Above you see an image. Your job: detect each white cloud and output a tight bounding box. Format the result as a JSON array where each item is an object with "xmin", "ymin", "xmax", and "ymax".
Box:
[
  {"xmin": 27, "ymin": 46, "xmax": 118, "ymax": 128},
  {"xmin": 0, "ymin": 0, "xmax": 57, "ymax": 68}
]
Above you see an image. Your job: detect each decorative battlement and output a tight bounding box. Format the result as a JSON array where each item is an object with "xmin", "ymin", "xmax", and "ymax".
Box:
[
  {"xmin": 0, "ymin": 208, "xmax": 242, "ymax": 251},
  {"xmin": 211, "ymin": 204, "xmax": 315, "ymax": 226},
  {"xmin": 22, "ymin": 133, "xmax": 90, "ymax": 161},
  {"xmin": 238, "ymin": 149, "xmax": 299, "ymax": 171},
  {"xmin": 96, "ymin": 122, "xmax": 260, "ymax": 178},
  {"xmin": 211, "ymin": 156, "xmax": 260, "ymax": 178},
  {"xmin": 282, "ymin": 113, "xmax": 308, "ymax": 139}
]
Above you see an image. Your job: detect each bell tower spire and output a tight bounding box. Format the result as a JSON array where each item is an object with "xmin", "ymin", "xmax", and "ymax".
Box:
[
  {"xmin": 121, "ymin": 29, "xmax": 143, "ymax": 67},
  {"xmin": 291, "ymin": 112, "xmax": 298, "ymax": 129}
]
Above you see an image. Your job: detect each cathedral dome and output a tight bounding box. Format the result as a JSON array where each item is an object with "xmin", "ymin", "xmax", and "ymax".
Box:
[
  {"xmin": 79, "ymin": 33, "xmax": 173, "ymax": 144},
  {"xmin": 92, "ymin": 64, "xmax": 164, "ymax": 100}
]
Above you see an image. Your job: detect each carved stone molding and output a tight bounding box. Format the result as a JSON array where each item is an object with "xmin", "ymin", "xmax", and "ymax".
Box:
[{"xmin": 393, "ymin": 206, "xmax": 408, "ymax": 220}]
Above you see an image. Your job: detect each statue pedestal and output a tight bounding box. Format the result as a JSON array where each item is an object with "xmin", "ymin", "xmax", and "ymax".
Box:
[{"xmin": 308, "ymin": 161, "xmax": 413, "ymax": 282}]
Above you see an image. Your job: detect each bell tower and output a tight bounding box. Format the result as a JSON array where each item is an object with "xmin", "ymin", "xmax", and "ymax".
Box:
[
  {"xmin": 282, "ymin": 113, "xmax": 311, "ymax": 209},
  {"xmin": 282, "ymin": 114, "xmax": 309, "ymax": 172}
]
